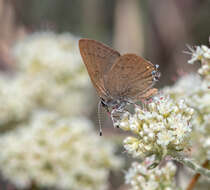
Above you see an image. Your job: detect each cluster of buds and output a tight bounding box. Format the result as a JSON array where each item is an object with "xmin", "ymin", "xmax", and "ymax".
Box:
[
  {"xmin": 125, "ymin": 158, "xmax": 177, "ymax": 190},
  {"xmin": 114, "ymin": 96, "xmax": 194, "ymax": 160}
]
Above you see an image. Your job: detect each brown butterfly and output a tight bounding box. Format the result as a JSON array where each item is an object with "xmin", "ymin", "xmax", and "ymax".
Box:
[{"xmin": 79, "ymin": 39, "xmax": 160, "ymax": 133}]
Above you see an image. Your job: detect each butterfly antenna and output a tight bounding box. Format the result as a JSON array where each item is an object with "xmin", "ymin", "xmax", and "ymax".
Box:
[{"xmin": 97, "ymin": 101, "xmax": 103, "ymax": 136}]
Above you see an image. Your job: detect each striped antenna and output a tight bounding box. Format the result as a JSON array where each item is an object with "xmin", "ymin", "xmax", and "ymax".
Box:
[{"xmin": 97, "ymin": 101, "xmax": 103, "ymax": 136}]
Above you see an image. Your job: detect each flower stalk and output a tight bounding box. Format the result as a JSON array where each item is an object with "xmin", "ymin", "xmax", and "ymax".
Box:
[
  {"xmin": 186, "ymin": 160, "xmax": 209, "ymax": 190},
  {"xmin": 169, "ymin": 151, "xmax": 210, "ymax": 177}
]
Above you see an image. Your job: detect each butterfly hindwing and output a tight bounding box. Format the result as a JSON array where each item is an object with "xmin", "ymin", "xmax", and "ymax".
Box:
[{"xmin": 105, "ymin": 54, "xmax": 157, "ymax": 101}]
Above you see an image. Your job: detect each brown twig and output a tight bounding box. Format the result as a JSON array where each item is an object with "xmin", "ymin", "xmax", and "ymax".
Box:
[{"xmin": 186, "ymin": 160, "xmax": 209, "ymax": 190}]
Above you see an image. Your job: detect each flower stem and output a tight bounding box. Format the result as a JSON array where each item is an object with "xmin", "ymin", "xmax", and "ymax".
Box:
[
  {"xmin": 169, "ymin": 151, "xmax": 210, "ymax": 178},
  {"xmin": 186, "ymin": 160, "xmax": 209, "ymax": 190}
]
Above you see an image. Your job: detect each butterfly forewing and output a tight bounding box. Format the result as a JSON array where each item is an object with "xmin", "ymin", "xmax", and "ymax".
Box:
[
  {"xmin": 79, "ymin": 39, "xmax": 120, "ymax": 99},
  {"xmin": 105, "ymin": 54, "xmax": 157, "ymax": 101}
]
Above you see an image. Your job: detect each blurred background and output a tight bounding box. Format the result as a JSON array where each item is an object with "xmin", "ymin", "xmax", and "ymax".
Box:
[
  {"xmin": 1, "ymin": 0, "xmax": 210, "ymax": 84},
  {"xmin": 0, "ymin": 0, "xmax": 209, "ymax": 190}
]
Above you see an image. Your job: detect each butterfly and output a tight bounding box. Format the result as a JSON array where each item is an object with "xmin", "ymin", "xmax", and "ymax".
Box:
[{"xmin": 79, "ymin": 39, "xmax": 160, "ymax": 134}]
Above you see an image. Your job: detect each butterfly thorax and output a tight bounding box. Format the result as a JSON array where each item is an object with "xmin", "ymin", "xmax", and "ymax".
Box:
[{"xmin": 100, "ymin": 97, "xmax": 128, "ymax": 112}]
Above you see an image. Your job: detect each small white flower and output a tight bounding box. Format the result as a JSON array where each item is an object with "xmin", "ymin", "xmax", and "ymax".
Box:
[
  {"xmin": 187, "ymin": 45, "xmax": 209, "ymax": 64},
  {"xmin": 174, "ymin": 122, "xmax": 191, "ymax": 140},
  {"xmin": 148, "ymin": 132, "xmax": 155, "ymax": 140},
  {"xmin": 157, "ymin": 130, "xmax": 174, "ymax": 146}
]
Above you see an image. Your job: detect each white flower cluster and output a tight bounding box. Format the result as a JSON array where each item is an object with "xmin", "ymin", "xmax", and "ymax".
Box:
[
  {"xmin": 185, "ymin": 84, "xmax": 210, "ymax": 131},
  {"xmin": 163, "ymin": 75, "xmax": 209, "ymax": 129},
  {"xmin": 0, "ymin": 111, "xmax": 123, "ymax": 190},
  {"xmin": 125, "ymin": 159, "xmax": 177, "ymax": 190},
  {"xmin": 0, "ymin": 75, "xmax": 34, "ymax": 127},
  {"xmin": 185, "ymin": 43, "xmax": 210, "ymax": 163},
  {"xmin": 13, "ymin": 32, "xmax": 94, "ymax": 116},
  {"xmin": 188, "ymin": 45, "xmax": 210, "ymax": 80},
  {"xmin": 116, "ymin": 96, "xmax": 193, "ymax": 159},
  {"xmin": 13, "ymin": 32, "xmax": 88, "ymax": 86},
  {"xmin": 0, "ymin": 32, "xmax": 94, "ymax": 127},
  {"xmin": 163, "ymin": 74, "xmax": 210, "ymax": 163}
]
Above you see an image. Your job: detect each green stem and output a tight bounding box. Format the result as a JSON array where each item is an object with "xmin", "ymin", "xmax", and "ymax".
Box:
[{"xmin": 169, "ymin": 151, "xmax": 210, "ymax": 178}]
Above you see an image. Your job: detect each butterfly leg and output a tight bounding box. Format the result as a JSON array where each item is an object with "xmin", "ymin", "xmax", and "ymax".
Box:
[
  {"xmin": 100, "ymin": 98, "xmax": 111, "ymax": 113},
  {"xmin": 111, "ymin": 108, "xmax": 127, "ymax": 128},
  {"xmin": 111, "ymin": 109, "xmax": 120, "ymax": 128},
  {"xmin": 140, "ymin": 99, "xmax": 146, "ymax": 111}
]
